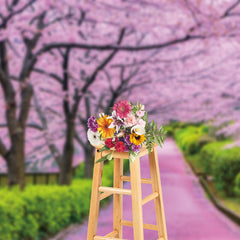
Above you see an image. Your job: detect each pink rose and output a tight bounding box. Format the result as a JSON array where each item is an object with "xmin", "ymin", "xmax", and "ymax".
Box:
[
  {"xmin": 137, "ymin": 118, "xmax": 146, "ymax": 127},
  {"xmin": 136, "ymin": 110, "xmax": 145, "ymax": 117},
  {"xmin": 125, "ymin": 113, "xmax": 137, "ymax": 127}
]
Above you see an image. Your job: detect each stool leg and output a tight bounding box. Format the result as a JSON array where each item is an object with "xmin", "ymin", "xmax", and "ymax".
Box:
[
  {"xmin": 130, "ymin": 157, "xmax": 144, "ymax": 240},
  {"xmin": 113, "ymin": 158, "xmax": 123, "ymax": 238},
  {"xmin": 87, "ymin": 150, "xmax": 104, "ymax": 240},
  {"xmin": 149, "ymin": 147, "xmax": 168, "ymax": 240}
]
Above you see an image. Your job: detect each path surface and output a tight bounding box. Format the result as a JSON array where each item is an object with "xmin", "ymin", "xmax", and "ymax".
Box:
[{"xmin": 62, "ymin": 139, "xmax": 240, "ymax": 240}]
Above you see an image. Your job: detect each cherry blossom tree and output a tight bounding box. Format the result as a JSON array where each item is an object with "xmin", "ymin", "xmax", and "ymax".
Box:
[{"xmin": 1, "ymin": 0, "xmax": 240, "ymax": 188}]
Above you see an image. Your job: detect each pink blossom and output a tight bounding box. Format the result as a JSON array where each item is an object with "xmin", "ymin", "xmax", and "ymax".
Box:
[
  {"xmin": 137, "ymin": 119, "xmax": 146, "ymax": 127},
  {"xmin": 136, "ymin": 110, "xmax": 145, "ymax": 117},
  {"xmin": 113, "ymin": 100, "xmax": 131, "ymax": 119},
  {"xmin": 125, "ymin": 113, "xmax": 137, "ymax": 127}
]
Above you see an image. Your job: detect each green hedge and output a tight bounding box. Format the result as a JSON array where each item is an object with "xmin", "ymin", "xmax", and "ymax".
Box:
[
  {"xmin": 173, "ymin": 123, "xmax": 240, "ymax": 197},
  {"xmin": 212, "ymin": 147, "xmax": 240, "ymax": 196},
  {"xmin": 0, "ymin": 179, "xmax": 92, "ymax": 240},
  {"xmin": 234, "ymin": 172, "xmax": 240, "ymax": 197},
  {"xmin": 175, "ymin": 125, "xmax": 213, "ymax": 155},
  {"xmin": 200, "ymin": 141, "xmax": 231, "ymax": 176},
  {"xmin": 0, "ymin": 159, "xmax": 129, "ymax": 240}
]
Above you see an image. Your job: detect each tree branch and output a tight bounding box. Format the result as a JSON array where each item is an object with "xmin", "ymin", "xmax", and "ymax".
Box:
[
  {"xmin": 33, "ymin": 95, "xmax": 61, "ymax": 166},
  {"xmin": 35, "ymin": 34, "xmax": 200, "ymax": 57},
  {"xmin": 62, "ymin": 48, "xmax": 71, "ymax": 117},
  {"xmin": 0, "ymin": 0, "xmax": 37, "ymax": 28},
  {"xmin": 0, "ymin": 138, "xmax": 8, "ymax": 158},
  {"xmin": 33, "ymin": 68, "xmax": 63, "ymax": 84},
  {"xmin": 71, "ymin": 28, "xmax": 126, "ymax": 116},
  {"xmin": 27, "ymin": 123, "xmax": 44, "ymax": 130},
  {"xmin": 74, "ymin": 132, "xmax": 86, "ymax": 148},
  {"xmin": 222, "ymin": 0, "xmax": 240, "ymax": 18}
]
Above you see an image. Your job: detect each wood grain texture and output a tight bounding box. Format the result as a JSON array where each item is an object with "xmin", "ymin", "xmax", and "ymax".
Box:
[
  {"xmin": 113, "ymin": 158, "xmax": 123, "ymax": 238},
  {"xmin": 130, "ymin": 156, "xmax": 144, "ymax": 240},
  {"xmin": 87, "ymin": 150, "xmax": 104, "ymax": 240},
  {"xmin": 149, "ymin": 147, "xmax": 168, "ymax": 240}
]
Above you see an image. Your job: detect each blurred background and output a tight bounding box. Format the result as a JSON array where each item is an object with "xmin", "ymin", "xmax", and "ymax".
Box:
[{"xmin": 0, "ymin": 0, "xmax": 240, "ymax": 239}]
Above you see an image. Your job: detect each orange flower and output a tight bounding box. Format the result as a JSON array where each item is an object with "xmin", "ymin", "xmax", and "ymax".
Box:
[{"xmin": 97, "ymin": 115, "xmax": 115, "ymax": 139}]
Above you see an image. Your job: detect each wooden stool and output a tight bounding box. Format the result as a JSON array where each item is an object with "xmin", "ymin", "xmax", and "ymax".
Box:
[{"xmin": 87, "ymin": 145, "xmax": 168, "ymax": 240}]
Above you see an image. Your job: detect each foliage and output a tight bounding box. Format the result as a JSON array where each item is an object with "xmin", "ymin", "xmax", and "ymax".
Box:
[
  {"xmin": 212, "ymin": 147, "xmax": 240, "ymax": 196},
  {"xmin": 200, "ymin": 141, "xmax": 232, "ymax": 175},
  {"xmin": 163, "ymin": 125, "xmax": 174, "ymax": 137},
  {"xmin": 174, "ymin": 125, "xmax": 211, "ymax": 155},
  {"xmin": 198, "ymin": 135, "xmax": 216, "ymax": 149},
  {"xmin": 0, "ymin": 180, "xmax": 91, "ymax": 239},
  {"xmin": 173, "ymin": 122, "xmax": 240, "ymax": 199},
  {"xmin": 0, "ymin": 159, "xmax": 130, "ymax": 240},
  {"xmin": 234, "ymin": 172, "xmax": 240, "ymax": 197},
  {"xmin": 144, "ymin": 117, "xmax": 167, "ymax": 155}
]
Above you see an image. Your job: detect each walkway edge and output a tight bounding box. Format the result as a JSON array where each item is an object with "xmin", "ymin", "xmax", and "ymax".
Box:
[
  {"xmin": 199, "ymin": 176, "xmax": 240, "ymax": 226},
  {"xmin": 185, "ymin": 155, "xmax": 240, "ymax": 226}
]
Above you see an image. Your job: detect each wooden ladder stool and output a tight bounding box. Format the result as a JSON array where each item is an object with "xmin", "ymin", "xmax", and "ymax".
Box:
[{"xmin": 87, "ymin": 144, "xmax": 168, "ymax": 240}]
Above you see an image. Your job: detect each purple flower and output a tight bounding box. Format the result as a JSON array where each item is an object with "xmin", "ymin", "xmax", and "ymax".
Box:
[
  {"xmin": 125, "ymin": 135, "xmax": 131, "ymax": 146},
  {"xmin": 125, "ymin": 145, "xmax": 130, "ymax": 152},
  {"xmin": 88, "ymin": 116, "xmax": 99, "ymax": 132},
  {"xmin": 131, "ymin": 144, "xmax": 141, "ymax": 153}
]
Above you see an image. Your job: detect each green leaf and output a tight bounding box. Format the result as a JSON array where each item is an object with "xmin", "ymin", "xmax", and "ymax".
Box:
[
  {"xmin": 95, "ymin": 152, "xmax": 112, "ymax": 164},
  {"xmin": 150, "ymin": 120, "xmax": 154, "ymax": 128},
  {"xmin": 154, "ymin": 122, "xmax": 157, "ymax": 132},
  {"xmin": 99, "ymin": 146, "xmax": 110, "ymax": 152},
  {"xmin": 106, "ymin": 152, "xmax": 113, "ymax": 161},
  {"xmin": 129, "ymin": 151, "xmax": 138, "ymax": 163}
]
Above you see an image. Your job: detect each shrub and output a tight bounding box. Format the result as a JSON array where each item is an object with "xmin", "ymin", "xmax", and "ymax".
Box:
[
  {"xmin": 198, "ymin": 135, "xmax": 215, "ymax": 149},
  {"xmin": 200, "ymin": 141, "xmax": 231, "ymax": 175},
  {"xmin": 163, "ymin": 125, "xmax": 174, "ymax": 137},
  {"xmin": 212, "ymin": 147, "xmax": 240, "ymax": 196},
  {"xmin": 175, "ymin": 125, "xmax": 212, "ymax": 155},
  {"xmin": 234, "ymin": 172, "xmax": 240, "ymax": 197},
  {"xmin": 0, "ymin": 159, "xmax": 130, "ymax": 240},
  {"xmin": 0, "ymin": 180, "xmax": 92, "ymax": 240}
]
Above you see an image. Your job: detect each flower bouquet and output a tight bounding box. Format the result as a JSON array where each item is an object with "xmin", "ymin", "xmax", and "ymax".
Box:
[{"xmin": 87, "ymin": 100, "xmax": 166, "ymax": 163}]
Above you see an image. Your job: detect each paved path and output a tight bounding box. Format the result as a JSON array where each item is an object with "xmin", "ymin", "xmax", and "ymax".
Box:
[{"xmin": 61, "ymin": 139, "xmax": 240, "ymax": 240}]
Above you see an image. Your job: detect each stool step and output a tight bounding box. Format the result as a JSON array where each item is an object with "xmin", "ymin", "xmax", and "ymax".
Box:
[
  {"xmin": 94, "ymin": 236, "xmax": 126, "ymax": 240},
  {"xmin": 99, "ymin": 192, "xmax": 112, "ymax": 201},
  {"xmin": 99, "ymin": 186, "xmax": 132, "ymax": 195},
  {"xmin": 142, "ymin": 192, "xmax": 159, "ymax": 205},
  {"xmin": 105, "ymin": 230, "xmax": 118, "ymax": 237},
  {"xmin": 121, "ymin": 220, "xmax": 158, "ymax": 231},
  {"xmin": 120, "ymin": 176, "xmax": 152, "ymax": 184}
]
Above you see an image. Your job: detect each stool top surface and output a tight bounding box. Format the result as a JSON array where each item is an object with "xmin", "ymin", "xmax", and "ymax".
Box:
[{"xmin": 94, "ymin": 143, "xmax": 157, "ymax": 159}]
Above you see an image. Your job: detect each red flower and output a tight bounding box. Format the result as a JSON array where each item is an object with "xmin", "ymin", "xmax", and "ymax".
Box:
[
  {"xmin": 105, "ymin": 138, "xmax": 115, "ymax": 148},
  {"xmin": 113, "ymin": 100, "xmax": 131, "ymax": 118},
  {"xmin": 115, "ymin": 141, "xmax": 126, "ymax": 152}
]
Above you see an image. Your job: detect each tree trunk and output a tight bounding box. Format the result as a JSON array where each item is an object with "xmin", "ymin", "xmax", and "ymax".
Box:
[
  {"xmin": 6, "ymin": 132, "xmax": 25, "ymax": 190},
  {"xmin": 84, "ymin": 145, "xmax": 95, "ymax": 178},
  {"xmin": 59, "ymin": 117, "xmax": 75, "ymax": 185}
]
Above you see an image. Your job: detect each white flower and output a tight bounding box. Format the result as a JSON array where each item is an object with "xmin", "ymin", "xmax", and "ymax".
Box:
[
  {"xmin": 131, "ymin": 125, "xmax": 145, "ymax": 135},
  {"xmin": 108, "ymin": 110, "xmax": 124, "ymax": 132},
  {"xmin": 99, "ymin": 112, "xmax": 105, "ymax": 118},
  {"xmin": 87, "ymin": 129, "xmax": 103, "ymax": 146},
  {"xmin": 139, "ymin": 104, "xmax": 145, "ymax": 111}
]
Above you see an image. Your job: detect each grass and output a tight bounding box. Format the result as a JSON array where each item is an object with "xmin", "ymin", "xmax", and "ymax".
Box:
[{"xmin": 220, "ymin": 198, "xmax": 240, "ymax": 216}]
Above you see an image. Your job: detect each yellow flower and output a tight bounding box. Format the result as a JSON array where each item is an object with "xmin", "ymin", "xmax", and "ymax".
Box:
[
  {"xmin": 130, "ymin": 133, "xmax": 146, "ymax": 145},
  {"xmin": 97, "ymin": 115, "xmax": 115, "ymax": 139}
]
